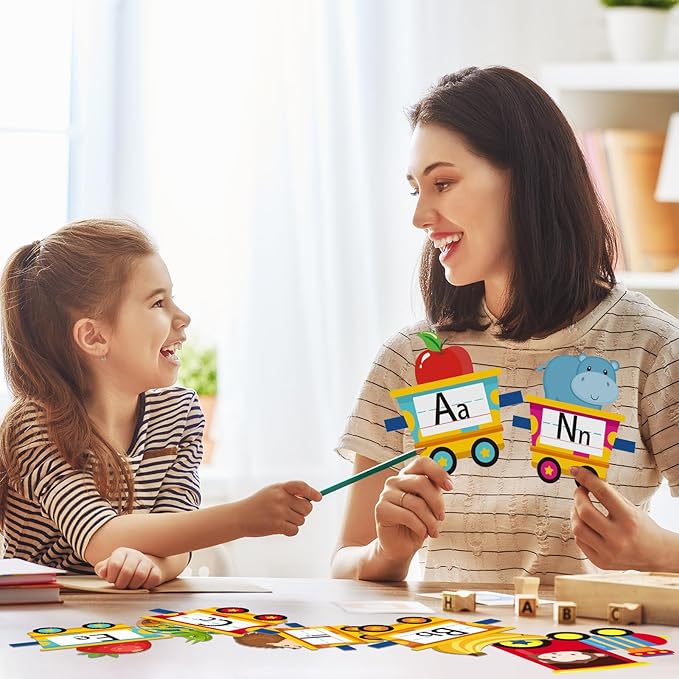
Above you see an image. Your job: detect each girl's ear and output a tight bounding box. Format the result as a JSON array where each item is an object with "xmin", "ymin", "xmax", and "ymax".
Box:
[{"xmin": 72, "ymin": 318, "xmax": 110, "ymax": 360}]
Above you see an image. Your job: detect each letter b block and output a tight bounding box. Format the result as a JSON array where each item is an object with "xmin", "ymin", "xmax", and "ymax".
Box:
[{"xmin": 554, "ymin": 601, "xmax": 577, "ymax": 624}]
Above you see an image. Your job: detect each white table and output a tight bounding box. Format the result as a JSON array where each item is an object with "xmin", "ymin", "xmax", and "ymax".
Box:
[{"xmin": 1, "ymin": 578, "xmax": 676, "ymax": 678}]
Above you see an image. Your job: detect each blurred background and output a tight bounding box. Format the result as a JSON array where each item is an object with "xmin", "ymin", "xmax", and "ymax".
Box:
[{"xmin": 1, "ymin": 0, "xmax": 678, "ymax": 577}]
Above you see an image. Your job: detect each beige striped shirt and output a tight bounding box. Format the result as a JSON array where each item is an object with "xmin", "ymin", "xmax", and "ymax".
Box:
[{"xmin": 337, "ymin": 285, "xmax": 679, "ymax": 584}]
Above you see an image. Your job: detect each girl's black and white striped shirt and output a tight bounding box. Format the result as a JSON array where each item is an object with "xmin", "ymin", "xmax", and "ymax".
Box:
[
  {"xmin": 337, "ymin": 285, "xmax": 679, "ymax": 584},
  {"xmin": 2, "ymin": 386, "xmax": 203, "ymax": 573}
]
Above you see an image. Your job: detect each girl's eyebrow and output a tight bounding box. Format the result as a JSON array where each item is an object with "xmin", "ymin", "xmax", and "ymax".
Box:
[
  {"xmin": 145, "ymin": 287, "xmax": 169, "ymax": 301},
  {"xmin": 406, "ymin": 161, "xmax": 457, "ymax": 181}
]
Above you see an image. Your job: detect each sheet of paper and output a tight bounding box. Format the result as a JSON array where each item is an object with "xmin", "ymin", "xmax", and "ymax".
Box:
[
  {"xmin": 334, "ymin": 600, "xmax": 434, "ymax": 614},
  {"xmin": 58, "ymin": 576, "xmax": 271, "ymax": 594}
]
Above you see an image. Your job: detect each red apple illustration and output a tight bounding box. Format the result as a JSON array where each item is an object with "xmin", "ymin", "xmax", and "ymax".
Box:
[
  {"xmin": 76, "ymin": 639, "xmax": 152, "ymax": 658},
  {"xmin": 415, "ymin": 331, "xmax": 473, "ymax": 383}
]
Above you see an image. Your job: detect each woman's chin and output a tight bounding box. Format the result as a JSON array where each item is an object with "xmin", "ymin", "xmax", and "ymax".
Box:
[{"xmin": 443, "ymin": 265, "xmax": 483, "ymax": 288}]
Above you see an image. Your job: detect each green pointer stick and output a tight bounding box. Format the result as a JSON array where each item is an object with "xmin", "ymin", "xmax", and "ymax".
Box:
[{"xmin": 320, "ymin": 449, "xmax": 419, "ymax": 496}]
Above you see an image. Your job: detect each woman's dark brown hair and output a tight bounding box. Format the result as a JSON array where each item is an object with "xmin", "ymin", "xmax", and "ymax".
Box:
[
  {"xmin": 0, "ymin": 219, "xmax": 156, "ymax": 523},
  {"xmin": 409, "ymin": 66, "xmax": 617, "ymax": 341}
]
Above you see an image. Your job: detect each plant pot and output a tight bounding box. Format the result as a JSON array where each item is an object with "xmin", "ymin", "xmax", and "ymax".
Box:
[
  {"xmin": 604, "ymin": 7, "xmax": 671, "ymax": 61},
  {"xmin": 198, "ymin": 394, "xmax": 217, "ymax": 464}
]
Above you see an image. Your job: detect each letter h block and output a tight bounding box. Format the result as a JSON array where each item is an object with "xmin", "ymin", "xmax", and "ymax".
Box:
[{"xmin": 442, "ymin": 590, "xmax": 476, "ymax": 613}]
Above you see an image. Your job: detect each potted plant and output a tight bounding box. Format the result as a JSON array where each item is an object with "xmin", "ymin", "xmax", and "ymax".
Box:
[
  {"xmin": 178, "ymin": 342, "xmax": 218, "ymax": 464},
  {"xmin": 600, "ymin": 0, "xmax": 678, "ymax": 61}
]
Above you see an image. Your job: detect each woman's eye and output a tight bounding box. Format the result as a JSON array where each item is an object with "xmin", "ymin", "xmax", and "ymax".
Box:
[{"xmin": 435, "ymin": 181, "xmax": 451, "ymax": 192}]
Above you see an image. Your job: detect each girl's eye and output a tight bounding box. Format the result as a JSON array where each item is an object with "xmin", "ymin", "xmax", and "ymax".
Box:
[
  {"xmin": 409, "ymin": 187, "xmax": 419, "ymax": 197},
  {"xmin": 152, "ymin": 299, "xmax": 164, "ymax": 308}
]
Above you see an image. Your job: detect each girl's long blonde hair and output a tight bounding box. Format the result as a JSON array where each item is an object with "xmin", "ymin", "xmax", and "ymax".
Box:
[{"xmin": 0, "ymin": 219, "xmax": 156, "ymax": 524}]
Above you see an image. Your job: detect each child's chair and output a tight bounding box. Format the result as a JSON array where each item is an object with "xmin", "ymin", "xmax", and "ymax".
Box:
[{"xmin": 180, "ymin": 544, "xmax": 232, "ymax": 577}]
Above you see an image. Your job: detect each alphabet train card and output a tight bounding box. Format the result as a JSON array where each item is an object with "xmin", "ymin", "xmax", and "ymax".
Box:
[{"xmin": 384, "ymin": 332, "xmax": 635, "ymax": 483}]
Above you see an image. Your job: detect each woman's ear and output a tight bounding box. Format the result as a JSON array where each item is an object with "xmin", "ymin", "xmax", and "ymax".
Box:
[{"xmin": 72, "ymin": 318, "xmax": 110, "ymax": 360}]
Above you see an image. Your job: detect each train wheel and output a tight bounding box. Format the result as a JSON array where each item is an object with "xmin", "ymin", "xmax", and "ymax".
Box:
[
  {"xmin": 547, "ymin": 632, "xmax": 590, "ymax": 641},
  {"xmin": 537, "ymin": 457, "xmax": 561, "ymax": 483},
  {"xmin": 590, "ymin": 627, "xmax": 632, "ymax": 637},
  {"xmin": 471, "ymin": 438, "xmax": 499, "ymax": 467},
  {"xmin": 575, "ymin": 465, "xmax": 598, "ymax": 487},
  {"xmin": 430, "ymin": 448, "xmax": 457, "ymax": 474},
  {"xmin": 32, "ymin": 627, "xmax": 66, "ymax": 635},
  {"xmin": 495, "ymin": 638, "xmax": 550, "ymax": 649},
  {"xmin": 82, "ymin": 622, "xmax": 116, "ymax": 630}
]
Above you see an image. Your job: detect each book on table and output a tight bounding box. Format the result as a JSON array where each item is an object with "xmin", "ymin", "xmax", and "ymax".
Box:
[{"xmin": 0, "ymin": 558, "xmax": 65, "ymax": 605}]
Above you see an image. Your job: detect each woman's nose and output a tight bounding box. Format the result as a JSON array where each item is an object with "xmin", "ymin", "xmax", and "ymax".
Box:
[{"xmin": 412, "ymin": 197, "xmax": 435, "ymax": 231}]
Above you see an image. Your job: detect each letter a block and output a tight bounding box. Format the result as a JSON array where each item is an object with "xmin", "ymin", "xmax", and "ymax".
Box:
[
  {"xmin": 608, "ymin": 602, "xmax": 642, "ymax": 625},
  {"xmin": 554, "ymin": 601, "xmax": 577, "ymax": 624},
  {"xmin": 442, "ymin": 590, "xmax": 476, "ymax": 613},
  {"xmin": 515, "ymin": 595, "xmax": 538, "ymax": 617}
]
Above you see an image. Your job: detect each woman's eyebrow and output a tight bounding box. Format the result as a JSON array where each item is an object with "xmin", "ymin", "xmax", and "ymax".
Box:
[{"xmin": 406, "ymin": 161, "xmax": 457, "ymax": 180}]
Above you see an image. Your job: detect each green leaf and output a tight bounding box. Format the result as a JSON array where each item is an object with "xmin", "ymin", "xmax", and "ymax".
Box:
[
  {"xmin": 417, "ymin": 330, "xmax": 443, "ymax": 353},
  {"xmin": 177, "ymin": 342, "xmax": 218, "ymax": 396}
]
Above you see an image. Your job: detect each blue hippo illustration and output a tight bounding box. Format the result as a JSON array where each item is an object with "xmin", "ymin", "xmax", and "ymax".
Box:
[{"xmin": 536, "ymin": 353, "xmax": 619, "ymax": 410}]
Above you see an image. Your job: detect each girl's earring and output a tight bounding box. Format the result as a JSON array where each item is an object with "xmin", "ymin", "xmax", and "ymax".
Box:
[{"xmin": 100, "ymin": 354, "xmax": 108, "ymax": 362}]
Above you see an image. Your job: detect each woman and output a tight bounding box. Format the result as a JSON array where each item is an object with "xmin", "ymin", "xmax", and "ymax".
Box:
[{"xmin": 331, "ymin": 66, "xmax": 679, "ymax": 584}]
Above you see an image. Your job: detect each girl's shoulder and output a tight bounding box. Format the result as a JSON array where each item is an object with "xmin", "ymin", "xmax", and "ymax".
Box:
[{"xmin": 143, "ymin": 385, "xmax": 200, "ymax": 411}]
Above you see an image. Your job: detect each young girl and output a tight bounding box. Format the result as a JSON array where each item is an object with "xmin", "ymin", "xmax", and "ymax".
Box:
[
  {"xmin": 331, "ymin": 66, "xmax": 679, "ymax": 584},
  {"xmin": 0, "ymin": 219, "xmax": 321, "ymax": 589}
]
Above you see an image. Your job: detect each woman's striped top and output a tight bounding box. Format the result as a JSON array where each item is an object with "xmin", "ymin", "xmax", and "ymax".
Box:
[
  {"xmin": 336, "ymin": 285, "xmax": 679, "ymax": 584},
  {"xmin": 2, "ymin": 386, "xmax": 204, "ymax": 573}
]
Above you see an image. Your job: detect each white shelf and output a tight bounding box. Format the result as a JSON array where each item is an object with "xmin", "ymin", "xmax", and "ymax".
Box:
[
  {"xmin": 618, "ymin": 271, "xmax": 679, "ymax": 290},
  {"xmin": 541, "ymin": 61, "xmax": 679, "ymax": 93}
]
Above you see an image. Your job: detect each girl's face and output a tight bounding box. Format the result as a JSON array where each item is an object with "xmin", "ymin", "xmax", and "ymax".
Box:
[
  {"xmin": 105, "ymin": 253, "xmax": 190, "ymax": 394},
  {"xmin": 407, "ymin": 123, "xmax": 512, "ymax": 302}
]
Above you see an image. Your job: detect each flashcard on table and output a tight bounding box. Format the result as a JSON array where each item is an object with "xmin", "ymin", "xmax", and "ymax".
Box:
[
  {"xmin": 334, "ymin": 600, "xmax": 434, "ymax": 614},
  {"xmin": 28, "ymin": 623, "xmax": 169, "ymax": 651},
  {"xmin": 494, "ymin": 635, "xmax": 644, "ymax": 672},
  {"xmin": 143, "ymin": 606, "xmax": 287, "ymax": 637}
]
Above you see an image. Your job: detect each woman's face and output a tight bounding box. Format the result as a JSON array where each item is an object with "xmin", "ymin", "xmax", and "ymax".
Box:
[{"xmin": 407, "ymin": 123, "xmax": 512, "ymax": 302}]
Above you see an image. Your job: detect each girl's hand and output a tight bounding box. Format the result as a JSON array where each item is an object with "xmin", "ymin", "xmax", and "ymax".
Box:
[
  {"xmin": 374, "ymin": 456, "xmax": 453, "ymax": 563},
  {"xmin": 94, "ymin": 547, "xmax": 164, "ymax": 589},
  {"xmin": 238, "ymin": 481, "xmax": 322, "ymax": 538},
  {"xmin": 570, "ymin": 466, "xmax": 673, "ymax": 571}
]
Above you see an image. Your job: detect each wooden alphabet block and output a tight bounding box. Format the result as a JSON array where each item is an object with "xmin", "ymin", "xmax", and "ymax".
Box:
[
  {"xmin": 515, "ymin": 595, "xmax": 538, "ymax": 617},
  {"xmin": 554, "ymin": 601, "xmax": 577, "ymax": 624},
  {"xmin": 513, "ymin": 576, "xmax": 540, "ymax": 597},
  {"xmin": 608, "ymin": 602, "xmax": 643, "ymax": 625},
  {"xmin": 442, "ymin": 589, "xmax": 476, "ymax": 613}
]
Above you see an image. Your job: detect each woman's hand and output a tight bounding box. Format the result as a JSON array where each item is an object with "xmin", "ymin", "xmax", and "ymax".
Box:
[
  {"xmin": 237, "ymin": 481, "xmax": 322, "ymax": 538},
  {"xmin": 570, "ymin": 466, "xmax": 678, "ymax": 571},
  {"xmin": 94, "ymin": 547, "xmax": 164, "ymax": 589},
  {"xmin": 374, "ymin": 456, "xmax": 453, "ymax": 564}
]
